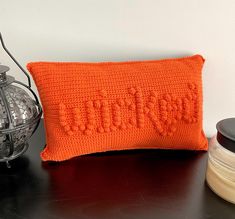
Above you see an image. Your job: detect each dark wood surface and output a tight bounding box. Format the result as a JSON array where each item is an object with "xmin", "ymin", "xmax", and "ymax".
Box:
[{"xmin": 0, "ymin": 120, "xmax": 235, "ymax": 219}]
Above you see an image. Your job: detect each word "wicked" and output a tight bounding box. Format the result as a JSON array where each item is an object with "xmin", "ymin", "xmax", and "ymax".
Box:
[{"xmin": 59, "ymin": 83, "xmax": 199, "ymax": 137}]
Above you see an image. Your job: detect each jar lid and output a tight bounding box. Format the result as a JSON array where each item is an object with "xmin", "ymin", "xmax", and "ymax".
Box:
[{"xmin": 216, "ymin": 118, "xmax": 235, "ymax": 152}]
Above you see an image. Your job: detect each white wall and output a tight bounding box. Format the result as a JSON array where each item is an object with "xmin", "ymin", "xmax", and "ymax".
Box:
[{"xmin": 0, "ymin": 0, "xmax": 235, "ymax": 136}]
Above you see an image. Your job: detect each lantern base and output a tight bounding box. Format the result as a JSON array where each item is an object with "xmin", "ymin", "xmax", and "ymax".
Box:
[{"xmin": 0, "ymin": 142, "xmax": 29, "ymax": 163}]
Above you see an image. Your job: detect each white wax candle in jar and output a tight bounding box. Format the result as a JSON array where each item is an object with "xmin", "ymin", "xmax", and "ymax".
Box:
[{"xmin": 206, "ymin": 118, "xmax": 235, "ymax": 204}]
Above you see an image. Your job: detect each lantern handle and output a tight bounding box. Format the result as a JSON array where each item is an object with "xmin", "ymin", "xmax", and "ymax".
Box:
[{"xmin": 0, "ymin": 32, "xmax": 31, "ymax": 88}]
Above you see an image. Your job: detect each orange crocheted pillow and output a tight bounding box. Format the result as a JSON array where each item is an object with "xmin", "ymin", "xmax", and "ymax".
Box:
[{"xmin": 27, "ymin": 54, "xmax": 208, "ymax": 161}]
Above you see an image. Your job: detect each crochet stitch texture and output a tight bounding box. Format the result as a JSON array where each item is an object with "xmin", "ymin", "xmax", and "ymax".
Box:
[{"xmin": 27, "ymin": 54, "xmax": 208, "ymax": 161}]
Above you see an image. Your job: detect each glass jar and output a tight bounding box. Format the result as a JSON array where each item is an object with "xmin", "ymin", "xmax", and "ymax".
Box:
[{"xmin": 206, "ymin": 118, "xmax": 235, "ymax": 204}]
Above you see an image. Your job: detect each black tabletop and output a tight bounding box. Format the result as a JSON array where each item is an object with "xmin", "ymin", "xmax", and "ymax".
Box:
[{"xmin": 0, "ymin": 120, "xmax": 235, "ymax": 219}]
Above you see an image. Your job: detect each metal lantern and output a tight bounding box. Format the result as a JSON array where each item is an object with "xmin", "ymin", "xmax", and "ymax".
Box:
[{"xmin": 0, "ymin": 33, "xmax": 42, "ymax": 167}]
